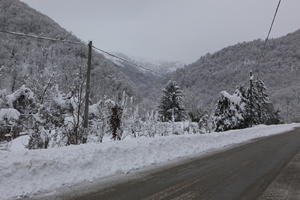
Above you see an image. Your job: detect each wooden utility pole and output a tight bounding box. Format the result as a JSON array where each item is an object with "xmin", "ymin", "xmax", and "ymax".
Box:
[
  {"xmin": 249, "ymin": 71, "xmax": 253, "ymax": 126},
  {"xmin": 83, "ymin": 41, "xmax": 92, "ymax": 129}
]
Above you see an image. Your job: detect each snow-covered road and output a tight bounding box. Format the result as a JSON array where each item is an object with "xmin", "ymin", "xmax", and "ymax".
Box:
[{"xmin": 0, "ymin": 124, "xmax": 299, "ymax": 199}]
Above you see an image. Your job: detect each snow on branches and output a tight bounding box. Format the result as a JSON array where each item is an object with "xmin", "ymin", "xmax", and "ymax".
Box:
[
  {"xmin": 213, "ymin": 78, "xmax": 281, "ymax": 132},
  {"xmin": 0, "ymin": 83, "xmax": 204, "ymax": 150},
  {"xmin": 158, "ymin": 81, "xmax": 186, "ymax": 122}
]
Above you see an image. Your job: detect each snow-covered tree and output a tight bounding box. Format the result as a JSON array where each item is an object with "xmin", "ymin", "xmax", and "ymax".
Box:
[
  {"xmin": 248, "ymin": 79, "xmax": 281, "ymax": 125},
  {"xmin": 158, "ymin": 81, "xmax": 186, "ymax": 122},
  {"xmin": 213, "ymin": 74, "xmax": 281, "ymax": 132},
  {"xmin": 213, "ymin": 87, "xmax": 248, "ymax": 132}
]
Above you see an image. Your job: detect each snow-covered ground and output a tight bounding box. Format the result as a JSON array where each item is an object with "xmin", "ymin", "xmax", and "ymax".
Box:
[{"xmin": 0, "ymin": 124, "xmax": 299, "ymax": 199}]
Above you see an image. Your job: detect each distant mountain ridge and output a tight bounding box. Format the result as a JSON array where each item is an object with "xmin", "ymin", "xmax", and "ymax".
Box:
[
  {"xmin": 103, "ymin": 53, "xmax": 185, "ymax": 110},
  {"xmin": 108, "ymin": 52, "xmax": 184, "ymax": 75},
  {"xmin": 169, "ymin": 29, "xmax": 300, "ymax": 122}
]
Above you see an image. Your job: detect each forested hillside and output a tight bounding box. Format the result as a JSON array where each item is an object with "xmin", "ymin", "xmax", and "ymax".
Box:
[
  {"xmin": 1, "ymin": 0, "xmax": 300, "ymax": 123},
  {"xmin": 170, "ymin": 30, "xmax": 300, "ymax": 122},
  {"xmin": 107, "ymin": 53, "xmax": 184, "ymax": 111},
  {"xmin": 0, "ymin": 0, "xmax": 138, "ymax": 102}
]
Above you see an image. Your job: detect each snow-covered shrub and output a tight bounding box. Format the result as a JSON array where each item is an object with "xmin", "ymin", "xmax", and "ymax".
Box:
[
  {"xmin": 2, "ymin": 84, "xmax": 83, "ymax": 148},
  {"xmin": 0, "ymin": 108, "xmax": 21, "ymax": 122},
  {"xmin": 87, "ymin": 100, "xmax": 105, "ymax": 143},
  {"xmin": 87, "ymin": 95, "xmax": 127, "ymax": 142},
  {"xmin": 3, "ymin": 86, "xmax": 50, "ymax": 148},
  {"xmin": 39, "ymin": 82, "xmax": 87, "ymax": 146},
  {"xmin": 132, "ymin": 119, "xmax": 143, "ymax": 137},
  {"xmin": 0, "ymin": 86, "xmax": 38, "ymax": 141},
  {"xmin": 0, "ymin": 108, "xmax": 21, "ymax": 141},
  {"xmin": 198, "ymin": 114, "xmax": 210, "ymax": 133},
  {"xmin": 6, "ymin": 85, "xmax": 36, "ymax": 114},
  {"xmin": 213, "ymin": 89, "xmax": 248, "ymax": 132},
  {"xmin": 0, "ymin": 83, "xmax": 206, "ymax": 148},
  {"xmin": 27, "ymin": 126, "xmax": 49, "ymax": 149},
  {"xmin": 30, "ymin": 89, "xmax": 67, "ymax": 147}
]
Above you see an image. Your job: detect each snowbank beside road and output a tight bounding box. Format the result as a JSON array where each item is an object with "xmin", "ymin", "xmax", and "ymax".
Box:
[{"xmin": 0, "ymin": 124, "xmax": 299, "ymax": 199}]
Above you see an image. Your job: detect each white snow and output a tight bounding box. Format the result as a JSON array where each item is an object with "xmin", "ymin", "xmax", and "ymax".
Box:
[
  {"xmin": 5, "ymin": 85, "xmax": 35, "ymax": 108},
  {"xmin": 220, "ymin": 90, "xmax": 241, "ymax": 105},
  {"xmin": 0, "ymin": 108, "xmax": 20, "ymax": 121},
  {"xmin": 7, "ymin": 135, "xmax": 29, "ymax": 152},
  {"xmin": 0, "ymin": 123, "xmax": 299, "ymax": 199}
]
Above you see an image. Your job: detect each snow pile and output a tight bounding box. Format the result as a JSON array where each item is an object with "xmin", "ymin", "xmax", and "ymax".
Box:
[{"xmin": 0, "ymin": 124, "xmax": 298, "ymax": 199}]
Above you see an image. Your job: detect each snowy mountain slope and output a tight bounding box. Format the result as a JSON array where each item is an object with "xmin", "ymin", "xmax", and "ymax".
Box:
[
  {"xmin": 104, "ymin": 52, "xmax": 184, "ymax": 97},
  {"xmin": 109, "ymin": 52, "xmax": 184, "ymax": 75},
  {"xmin": 0, "ymin": 0, "xmax": 138, "ymax": 101},
  {"xmin": 169, "ymin": 30, "xmax": 300, "ymax": 122},
  {"xmin": 0, "ymin": 124, "xmax": 298, "ymax": 199},
  {"xmin": 128, "ymin": 58, "xmax": 184, "ymax": 75},
  {"xmin": 102, "ymin": 52, "xmax": 184, "ymax": 109}
]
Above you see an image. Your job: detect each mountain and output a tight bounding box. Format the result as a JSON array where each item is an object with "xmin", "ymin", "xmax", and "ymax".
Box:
[
  {"xmin": 103, "ymin": 53, "xmax": 184, "ymax": 110},
  {"xmin": 169, "ymin": 30, "xmax": 300, "ymax": 122},
  {"xmin": 0, "ymin": 0, "xmax": 140, "ymax": 102},
  {"xmin": 109, "ymin": 52, "xmax": 184, "ymax": 75},
  {"xmin": 103, "ymin": 53, "xmax": 163, "ymax": 111},
  {"xmin": 4, "ymin": 0, "xmax": 299, "ymax": 122}
]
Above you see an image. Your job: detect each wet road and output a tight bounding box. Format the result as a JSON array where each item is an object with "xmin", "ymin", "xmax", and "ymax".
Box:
[{"xmin": 44, "ymin": 129, "xmax": 300, "ymax": 200}]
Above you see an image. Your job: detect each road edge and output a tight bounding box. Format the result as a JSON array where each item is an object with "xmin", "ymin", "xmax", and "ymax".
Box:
[{"xmin": 259, "ymin": 128, "xmax": 300, "ymax": 200}]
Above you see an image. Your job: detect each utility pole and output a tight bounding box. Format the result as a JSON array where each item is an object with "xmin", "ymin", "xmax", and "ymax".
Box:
[
  {"xmin": 249, "ymin": 71, "xmax": 253, "ymax": 127},
  {"xmin": 83, "ymin": 41, "xmax": 92, "ymax": 129}
]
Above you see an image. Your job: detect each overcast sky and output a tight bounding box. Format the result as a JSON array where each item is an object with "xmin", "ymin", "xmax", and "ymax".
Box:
[{"xmin": 22, "ymin": 0, "xmax": 300, "ymax": 63}]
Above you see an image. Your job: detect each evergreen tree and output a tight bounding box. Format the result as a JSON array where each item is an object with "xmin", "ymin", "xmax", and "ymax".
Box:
[
  {"xmin": 213, "ymin": 73, "xmax": 281, "ymax": 132},
  {"xmin": 248, "ymin": 79, "xmax": 281, "ymax": 125},
  {"xmin": 158, "ymin": 81, "xmax": 186, "ymax": 122},
  {"xmin": 213, "ymin": 87, "xmax": 248, "ymax": 132}
]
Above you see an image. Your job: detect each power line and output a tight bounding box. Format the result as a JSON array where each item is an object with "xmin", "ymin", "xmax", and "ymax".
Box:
[
  {"xmin": 92, "ymin": 45, "xmax": 160, "ymax": 75},
  {"xmin": 0, "ymin": 30, "xmax": 83, "ymax": 45},
  {"xmin": 0, "ymin": 29, "xmax": 159, "ymax": 76},
  {"xmin": 255, "ymin": 0, "xmax": 283, "ymax": 76},
  {"xmin": 263, "ymin": 0, "xmax": 282, "ymax": 50},
  {"xmin": 1, "ymin": 29, "xmax": 161, "ymax": 131}
]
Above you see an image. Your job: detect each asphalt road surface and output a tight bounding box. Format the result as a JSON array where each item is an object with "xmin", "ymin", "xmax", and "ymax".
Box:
[
  {"xmin": 45, "ymin": 129, "xmax": 300, "ymax": 200},
  {"xmin": 259, "ymin": 138, "xmax": 300, "ymax": 200}
]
